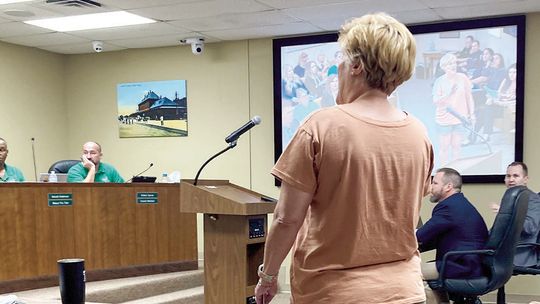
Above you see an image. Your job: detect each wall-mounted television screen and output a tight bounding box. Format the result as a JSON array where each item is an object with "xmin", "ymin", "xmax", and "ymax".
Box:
[{"xmin": 273, "ymin": 15, "xmax": 525, "ymax": 183}]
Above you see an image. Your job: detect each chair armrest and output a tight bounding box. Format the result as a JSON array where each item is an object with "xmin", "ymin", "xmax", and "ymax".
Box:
[
  {"xmin": 516, "ymin": 242, "xmax": 540, "ymax": 249},
  {"xmin": 436, "ymin": 249, "xmax": 495, "ymax": 286}
]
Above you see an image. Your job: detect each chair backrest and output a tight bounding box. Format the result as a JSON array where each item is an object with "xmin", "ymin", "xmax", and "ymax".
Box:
[
  {"xmin": 483, "ymin": 185, "xmax": 530, "ymax": 289},
  {"xmin": 48, "ymin": 160, "xmax": 80, "ymax": 174}
]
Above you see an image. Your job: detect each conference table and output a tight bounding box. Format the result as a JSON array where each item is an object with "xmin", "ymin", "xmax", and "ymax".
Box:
[{"xmin": 0, "ymin": 182, "xmax": 198, "ymax": 293}]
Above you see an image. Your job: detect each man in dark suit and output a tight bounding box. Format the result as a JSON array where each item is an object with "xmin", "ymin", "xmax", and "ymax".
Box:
[
  {"xmin": 417, "ymin": 168, "xmax": 489, "ymax": 303},
  {"xmin": 490, "ymin": 162, "xmax": 540, "ymax": 268}
]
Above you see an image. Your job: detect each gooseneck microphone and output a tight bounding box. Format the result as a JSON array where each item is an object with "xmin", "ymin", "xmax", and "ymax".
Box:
[
  {"xmin": 194, "ymin": 116, "xmax": 262, "ymax": 186},
  {"xmin": 225, "ymin": 116, "xmax": 261, "ymax": 143},
  {"xmin": 31, "ymin": 137, "xmax": 38, "ymax": 181},
  {"xmin": 126, "ymin": 163, "xmax": 153, "ymax": 183}
]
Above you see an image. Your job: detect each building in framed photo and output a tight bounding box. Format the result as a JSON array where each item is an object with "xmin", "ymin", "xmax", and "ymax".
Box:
[{"xmin": 117, "ymin": 80, "xmax": 188, "ymax": 138}]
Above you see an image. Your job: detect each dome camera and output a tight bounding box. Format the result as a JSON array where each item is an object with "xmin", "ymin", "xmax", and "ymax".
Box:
[
  {"xmin": 92, "ymin": 40, "xmax": 103, "ymax": 53},
  {"xmin": 191, "ymin": 41, "xmax": 204, "ymax": 55},
  {"xmin": 180, "ymin": 37, "xmax": 205, "ymax": 55}
]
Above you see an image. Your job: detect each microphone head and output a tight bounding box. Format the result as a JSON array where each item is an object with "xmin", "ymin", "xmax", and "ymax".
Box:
[
  {"xmin": 149, "ymin": 163, "xmax": 154, "ymax": 167},
  {"xmin": 31, "ymin": 137, "xmax": 35, "ymax": 141},
  {"xmin": 252, "ymin": 116, "xmax": 262, "ymax": 125}
]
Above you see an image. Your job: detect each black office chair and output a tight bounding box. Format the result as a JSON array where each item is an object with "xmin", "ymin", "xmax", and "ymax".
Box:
[
  {"xmin": 496, "ymin": 241, "xmax": 540, "ymax": 302},
  {"xmin": 427, "ymin": 186, "xmax": 530, "ymax": 304},
  {"xmin": 48, "ymin": 160, "xmax": 80, "ymax": 174}
]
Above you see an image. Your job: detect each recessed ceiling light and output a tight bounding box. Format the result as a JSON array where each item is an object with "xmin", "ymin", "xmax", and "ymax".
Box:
[
  {"xmin": 24, "ymin": 11, "xmax": 156, "ymax": 32},
  {"xmin": 0, "ymin": 0, "xmax": 33, "ymax": 4}
]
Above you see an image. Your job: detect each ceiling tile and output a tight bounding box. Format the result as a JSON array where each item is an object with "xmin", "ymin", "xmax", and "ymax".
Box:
[
  {"xmin": 254, "ymin": 0, "xmax": 360, "ymax": 9},
  {"xmin": 168, "ymin": 10, "xmax": 299, "ymax": 32},
  {"xmin": 1, "ymin": 31, "xmax": 88, "ymax": 47},
  {"xmin": 203, "ymin": 22, "xmax": 323, "ymax": 41},
  {"xmin": 0, "ymin": 2, "xmax": 62, "ymax": 21},
  {"xmin": 0, "ymin": 21, "xmax": 52, "ymax": 38},
  {"xmin": 283, "ymin": 0, "xmax": 427, "ymax": 24},
  {"xmin": 434, "ymin": 1, "xmax": 540, "ymax": 19},
  {"xmin": 129, "ymin": 0, "xmax": 272, "ymax": 21},
  {"xmin": 98, "ymin": 0, "xmax": 205, "ymax": 10},
  {"xmin": 67, "ymin": 21, "xmax": 189, "ymax": 41}
]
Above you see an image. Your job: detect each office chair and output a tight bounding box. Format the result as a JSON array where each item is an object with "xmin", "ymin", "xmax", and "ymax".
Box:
[
  {"xmin": 48, "ymin": 160, "xmax": 80, "ymax": 174},
  {"xmin": 496, "ymin": 241, "xmax": 540, "ymax": 302},
  {"xmin": 427, "ymin": 186, "xmax": 530, "ymax": 304}
]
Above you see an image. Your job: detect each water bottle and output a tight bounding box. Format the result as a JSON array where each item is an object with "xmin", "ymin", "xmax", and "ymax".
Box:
[
  {"xmin": 160, "ymin": 172, "xmax": 169, "ymax": 183},
  {"xmin": 49, "ymin": 171, "xmax": 58, "ymax": 183}
]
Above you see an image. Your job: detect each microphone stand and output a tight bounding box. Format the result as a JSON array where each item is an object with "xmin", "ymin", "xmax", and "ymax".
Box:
[
  {"xmin": 194, "ymin": 141, "xmax": 237, "ymax": 186},
  {"xmin": 31, "ymin": 138, "xmax": 38, "ymax": 181}
]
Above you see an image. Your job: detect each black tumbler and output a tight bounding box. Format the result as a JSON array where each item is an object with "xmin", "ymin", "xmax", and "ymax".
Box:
[{"xmin": 58, "ymin": 258, "xmax": 86, "ymax": 304}]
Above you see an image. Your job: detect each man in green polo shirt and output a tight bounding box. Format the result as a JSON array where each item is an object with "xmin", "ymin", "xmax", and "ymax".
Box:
[
  {"xmin": 0, "ymin": 137, "xmax": 25, "ymax": 182},
  {"xmin": 67, "ymin": 141, "xmax": 124, "ymax": 183}
]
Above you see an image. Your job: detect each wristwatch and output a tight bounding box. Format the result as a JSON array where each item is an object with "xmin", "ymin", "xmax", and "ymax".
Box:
[{"xmin": 257, "ymin": 264, "xmax": 277, "ymax": 283}]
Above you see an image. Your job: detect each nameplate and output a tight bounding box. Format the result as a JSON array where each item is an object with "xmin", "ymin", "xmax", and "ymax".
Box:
[
  {"xmin": 48, "ymin": 193, "xmax": 73, "ymax": 207},
  {"xmin": 136, "ymin": 192, "xmax": 158, "ymax": 204}
]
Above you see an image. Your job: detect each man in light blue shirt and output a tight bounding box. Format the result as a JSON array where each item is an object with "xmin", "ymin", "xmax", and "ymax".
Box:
[
  {"xmin": 0, "ymin": 137, "xmax": 25, "ymax": 182},
  {"xmin": 67, "ymin": 141, "xmax": 124, "ymax": 183}
]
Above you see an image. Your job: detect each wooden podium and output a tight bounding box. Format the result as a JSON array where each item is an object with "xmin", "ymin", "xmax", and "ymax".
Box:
[{"xmin": 180, "ymin": 180, "xmax": 277, "ymax": 304}]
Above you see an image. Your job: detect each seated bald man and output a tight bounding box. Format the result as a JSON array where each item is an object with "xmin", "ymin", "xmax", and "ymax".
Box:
[
  {"xmin": 0, "ymin": 137, "xmax": 25, "ymax": 182},
  {"xmin": 67, "ymin": 141, "xmax": 124, "ymax": 183}
]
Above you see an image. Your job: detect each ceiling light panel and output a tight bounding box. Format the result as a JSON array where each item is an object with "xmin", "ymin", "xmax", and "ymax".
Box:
[{"xmin": 24, "ymin": 11, "xmax": 155, "ymax": 31}]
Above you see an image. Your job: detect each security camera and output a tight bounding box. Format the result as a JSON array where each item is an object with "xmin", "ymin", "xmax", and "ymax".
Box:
[
  {"xmin": 92, "ymin": 41, "xmax": 103, "ymax": 53},
  {"xmin": 180, "ymin": 37, "xmax": 205, "ymax": 55}
]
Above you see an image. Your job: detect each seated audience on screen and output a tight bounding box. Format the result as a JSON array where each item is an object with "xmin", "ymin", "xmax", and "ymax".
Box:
[
  {"xmin": 490, "ymin": 162, "xmax": 540, "ymax": 268},
  {"xmin": 470, "ymin": 52, "xmax": 507, "ymax": 143},
  {"xmin": 457, "ymin": 35, "xmax": 474, "ymax": 59},
  {"xmin": 495, "ymin": 63, "xmax": 517, "ymax": 107},
  {"xmin": 417, "ymin": 168, "xmax": 488, "ymax": 303},
  {"xmin": 0, "ymin": 137, "xmax": 25, "ymax": 182},
  {"xmin": 282, "ymin": 64, "xmax": 307, "ymax": 101},
  {"xmin": 67, "ymin": 141, "xmax": 124, "ymax": 183}
]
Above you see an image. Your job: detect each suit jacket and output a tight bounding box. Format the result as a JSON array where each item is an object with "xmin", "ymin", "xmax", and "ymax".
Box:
[
  {"xmin": 514, "ymin": 191, "xmax": 540, "ymax": 267},
  {"xmin": 417, "ymin": 192, "xmax": 489, "ymax": 278}
]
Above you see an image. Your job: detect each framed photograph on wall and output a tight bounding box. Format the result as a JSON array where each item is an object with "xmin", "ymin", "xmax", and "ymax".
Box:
[
  {"xmin": 273, "ymin": 15, "xmax": 525, "ymax": 183},
  {"xmin": 117, "ymin": 80, "xmax": 188, "ymax": 138}
]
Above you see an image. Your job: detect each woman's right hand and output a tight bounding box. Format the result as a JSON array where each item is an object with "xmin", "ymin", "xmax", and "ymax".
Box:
[{"xmin": 255, "ymin": 279, "xmax": 278, "ymax": 304}]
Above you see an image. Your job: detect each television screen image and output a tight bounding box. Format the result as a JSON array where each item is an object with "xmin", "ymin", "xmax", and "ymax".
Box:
[{"xmin": 273, "ymin": 16, "xmax": 525, "ymax": 183}]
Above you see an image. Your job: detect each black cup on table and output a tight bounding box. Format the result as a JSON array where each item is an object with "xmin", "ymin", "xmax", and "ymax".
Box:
[{"xmin": 58, "ymin": 258, "xmax": 85, "ymax": 304}]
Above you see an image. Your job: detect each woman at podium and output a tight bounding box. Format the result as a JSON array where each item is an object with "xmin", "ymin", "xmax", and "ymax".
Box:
[{"xmin": 255, "ymin": 13, "xmax": 434, "ymax": 304}]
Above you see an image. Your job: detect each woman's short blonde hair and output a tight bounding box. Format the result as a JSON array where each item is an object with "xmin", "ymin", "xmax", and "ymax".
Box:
[{"xmin": 338, "ymin": 13, "xmax": 416, "ymax": 95}]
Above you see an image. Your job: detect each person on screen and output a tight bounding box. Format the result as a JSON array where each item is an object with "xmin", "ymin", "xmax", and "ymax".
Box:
[
  {"xmin": 320, "ymin": 74, "xmax": 339, "ymax": 108},
  {"xmin": 326, "ymin": 50, "xmax": 343, "ymax": 76},
  {"xmin": 417, "ymin": 168, "xmax": 488, "ymax": 303},
  {"xmin": 282, "ymin": 64, "xmax": 307, "ymax": 101},
  {"xmin": 490, "ymin": 162, "xmax": 540, "ymax": 268},
  {"xmin": 469, "ymin": 52, "xmax": 507, "ymax": 143},
  {"xmin": 293, "ymin": 52, "xmax": 309, "ymax": 79},
  {"xmin": 282, "ymin": 100, "xmax": 299, "ymax": 148},
  {"xmin": 303, "ymin": 61, "xmax": 325, "ymax": 97},
  {"xmin": 255, "ymin": 13, "xmax": 433, "ymax": 304},
  {"xmin": 457, "ymin": 35, "xmax": 474, "ymax": 59},
  {"xmin": 495, "ymin": 63, "xmax": 517, "ymax": 107},
  {"xmin": 292, "ymin": 88, "xmax": 320, "ymax": 126},
  {"xmin": 433, "ymin": 53, "xmax": 475, "ymax": 165},
  {"xmin": 67, "ymin": 141, "xmax": 124, "ymax": 183},
  {"xmin": 0, "ymin": 137, "xmax": 25, "ymax": 182}
]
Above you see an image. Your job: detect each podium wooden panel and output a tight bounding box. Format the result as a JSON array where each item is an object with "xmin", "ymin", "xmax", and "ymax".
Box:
[
  {"xmin": 0, "ymin": 183, "xmax": 197, "ymax": 293},
  {"xmin": 181, "ymin": 180, "xmax": 276, "ymax": 304}
]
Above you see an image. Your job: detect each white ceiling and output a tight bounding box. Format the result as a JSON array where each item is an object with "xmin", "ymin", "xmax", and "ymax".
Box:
[{"xmin": 0, "ymin": 0, "xmax": 539, "ymax": 54}]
